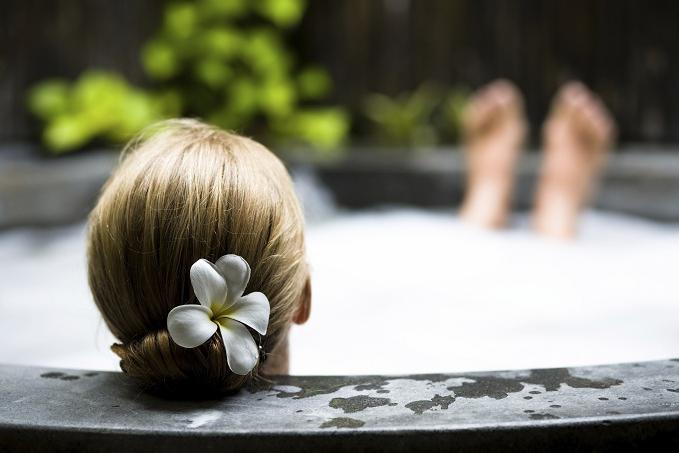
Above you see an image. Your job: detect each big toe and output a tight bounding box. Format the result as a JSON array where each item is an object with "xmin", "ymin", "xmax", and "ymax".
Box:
[
  {"xmin": 564, "ymin": 90, "xmax": 615, "ymax": 151},
  {"xmin": 463, "ymin": 80, "xmax": 524, "ymax": 136},
  {"xmin": 580, "ymin": 97, "xmax": 616, "ymax": 148},
  {"xmin": 487, "ymin": 79, "xmax": 523, "ymax": 112},
  {"xmin": 552, "ymin": 81, "xmax": 591, "ymax": 118}
]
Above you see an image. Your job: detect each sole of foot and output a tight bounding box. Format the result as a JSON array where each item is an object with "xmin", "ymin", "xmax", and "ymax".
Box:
[
  {"xmin": 533, "ymin": 82, "xmax": 616, "ymax": 239},
  {"xmin": 460, "ymin": 79, "xmax": 528, "ymax": 229}
]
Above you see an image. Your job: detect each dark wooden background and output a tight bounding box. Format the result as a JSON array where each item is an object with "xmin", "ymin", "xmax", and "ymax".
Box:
[{"xmin": 2, "ymin": 0, "xmax": 679, "ymax": 145}]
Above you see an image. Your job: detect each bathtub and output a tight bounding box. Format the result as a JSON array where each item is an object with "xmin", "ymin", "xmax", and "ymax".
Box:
[{"xmin": 0, "ymin": 147, "xmax": 678, "ymax": 450}]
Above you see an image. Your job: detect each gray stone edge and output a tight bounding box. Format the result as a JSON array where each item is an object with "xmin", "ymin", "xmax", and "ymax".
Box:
[
  {"xmin": 2, "ymin": 410, "xmax": 679, "ymax": 437},
  {"xmin": 3, "ymin": 146, "xmax": 679, "ymax": 228}
]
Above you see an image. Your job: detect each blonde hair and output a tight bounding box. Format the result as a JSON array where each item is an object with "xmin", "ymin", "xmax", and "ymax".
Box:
[{"xmin": 87, "ymin": 119, "xmax": 307, "ymax": 395}]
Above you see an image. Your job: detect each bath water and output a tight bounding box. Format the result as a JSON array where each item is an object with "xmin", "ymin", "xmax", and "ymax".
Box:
[
  {"xmin": 292, "ymin": 209, "xmax": 679, "ymax": 374},
  {"xmin": 1, "ymin": 207, "xmax": 677, "ymax": 375}
]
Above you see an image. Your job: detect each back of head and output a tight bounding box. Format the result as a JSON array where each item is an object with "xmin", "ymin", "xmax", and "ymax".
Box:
[{"xmin": 87, "ymin": 119, "xmax": 307, "ymax": 396}]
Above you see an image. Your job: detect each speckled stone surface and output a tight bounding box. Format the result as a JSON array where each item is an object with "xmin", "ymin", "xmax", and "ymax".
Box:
[{"xmin": 1, "ymin": 360, "xmax": 678, "ymax": 451}]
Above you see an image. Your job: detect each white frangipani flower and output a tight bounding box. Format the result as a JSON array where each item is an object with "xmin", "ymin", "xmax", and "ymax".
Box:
[{"xmin": 167, "ymin": 255, "xmax": 270, "ymax": 375}]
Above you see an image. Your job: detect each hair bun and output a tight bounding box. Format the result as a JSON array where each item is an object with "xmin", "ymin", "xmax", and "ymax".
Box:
[
  {"xmin": 111, "ymin": 329, "xmax": 249, "ymax": 396},
  {"xmin": 87, "ymin": 120, "xmax": 307, "ymax": 395}
]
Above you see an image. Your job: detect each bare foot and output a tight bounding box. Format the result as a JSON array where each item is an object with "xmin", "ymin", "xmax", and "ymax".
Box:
[
  {"xmin": 533, "ymin": 82, "xmax": 616, "ymax": 239},
  {"xmin": 459, "ymin": 80, "xmax": 527, "ymax": 228}
]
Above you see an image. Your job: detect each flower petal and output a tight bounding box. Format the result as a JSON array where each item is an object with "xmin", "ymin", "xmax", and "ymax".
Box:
[
  {"xmin": 190, "ymin": 259, "xmax": 228, "ymax": 311},
  {"xmin": 215, "ymin": 254, "xmax": 251, "ymax": 305},
  {"xmin": 218, "ymin": 292, "xmax": 270, "ymax": 335},
  {"xmin": 167, "ymin": 305, "xmax": 217, "ymax": 348},
  {"xmin": 217, "ymin": 318, "xmax": 258, "ymax": 375}
]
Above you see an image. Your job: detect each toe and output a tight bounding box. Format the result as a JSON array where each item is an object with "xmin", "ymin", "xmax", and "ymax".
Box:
[
  {"xmin": 581, "ymin": 95, "xmax": 616, "ymax": 149},
  {"xmin": 591, "ymin": 99, "xmax": 616, "ymax": 141},
  {"xmin": 463, "ymin": 79, "xmax": 526, "ymax": 143},
  {"xmin": 489, "ymin": 79, "xmax": 520, "ymax": 97},
  {"xmin": 559, "ymin": 81, "xmax": 588, "ymax": 102},
  {"xmin": 552, "ymin": 81, "xmax": 588, "ymax": 117},
  {"xmin": 464, "ymin": 85, "xmax": 499, "ymax": 133},
  {"xmin": 462, "ymin": 93, "xmax": 488, "ymax": 132},
  {"xmin": 491, "ymin": 80, "xmax": 523, "ymax": 109}
]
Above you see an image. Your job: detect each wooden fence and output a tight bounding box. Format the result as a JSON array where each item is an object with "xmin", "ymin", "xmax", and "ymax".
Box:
[{"xmin": 2, "ymin": 0, "xmax": 678, "ymax": 144}]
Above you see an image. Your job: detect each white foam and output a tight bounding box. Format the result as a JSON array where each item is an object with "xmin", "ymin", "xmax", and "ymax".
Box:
[
  {"xmin": 1, "ymin": 209, "xmax": 678, "ymax": 375},
  {"xmin": 290, "ymin": 209, "xmax": 679, "ymax": 374}
]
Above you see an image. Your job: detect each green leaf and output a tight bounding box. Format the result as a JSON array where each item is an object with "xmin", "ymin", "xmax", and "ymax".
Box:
[
  {"xmin": 243, "ymin": 28, "xmax": 292, "ymax": 78},
  {"xmin": 227, "ymin": 78, "xmax": 259, "ymax": 116},
  {"xmin": 198, "ymin": 27, "xmax": 242, "ymax": 59},
  {"xmin": 208, "ymin": 108, "xmax": 248, "ymax": 131},
  {"xmin": 255, "ymin": 0, "xmax": 306, "ymax": 27},
  {"xmin": 194, "ymin": 58, "xmax": 232, "ymax": 88},
  {"xmin": 297, "ymin": 66, "xmax": 331, "ymax": 100},
  {"xmin": 281, "ymin": 108, "xmax": 349, "ymax": 150},
  {"xmin": 43, "ymin": 114, "xmax": 94, "ymax": 153},
  {"xmin": 154, "ymin": 90, "xmax": 183, "ymax": 117},
  {"xmin": 142, "ymin": 40, "xmax": 180, "ymax": 80},
  {"xmin": 199, "ymin": 0, "xmax": 249, "ymax": 19},
  {"xmin": 27, "ymin": 80, "xmax": 70, "ymax": 119},
  {"xmin": 441, "ymin": 88, "xmax": 470, "ymax": 138},
  {"xmin": 109, "ymin": 92, "xmax": 160, "ymax": 141},
  {"xmin": 363, "ymin": 84, "xmax": 442, "ymax": 146},
  {"xmin": 71, "ymin": 71, "xmax": 128, "ymax": 130},
  {"xmin": 164, "ymin": 2, "xmax": 198, "ymax": 40},
  {"xmin": 259, "ymin": 79, "xmax": 296, "ymax": 117}
]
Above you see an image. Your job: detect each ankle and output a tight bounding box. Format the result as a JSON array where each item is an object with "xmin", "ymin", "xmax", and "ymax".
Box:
[
  {"xmin": 532, "ymin": 191, "xmax": 580, "ymax": 239},
  {"xmin": 460, "ymin": 180, "xmax": 513, "ymax": 229}
]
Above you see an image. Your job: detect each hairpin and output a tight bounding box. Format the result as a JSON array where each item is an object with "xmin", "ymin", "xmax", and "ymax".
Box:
[
  {"xmin": 167, "ymin": 254, "xmax": 271, "ymax": 375},
  {"xmin": 257, "ymin": 333, "xmax": 268, "ymax": 363}
]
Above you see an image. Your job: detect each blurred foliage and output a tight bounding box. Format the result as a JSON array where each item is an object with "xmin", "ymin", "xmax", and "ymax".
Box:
[
  {"xmin": 28, "ymin": 0, "xmax": 349, "ymax": 154},
  {"xmin": 364, "ymin": 84, "xmax": 469, "ymax": 148},
  {"xmin": 28, "ymin": 72, "xmax": 180, "ymax": 153}
]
